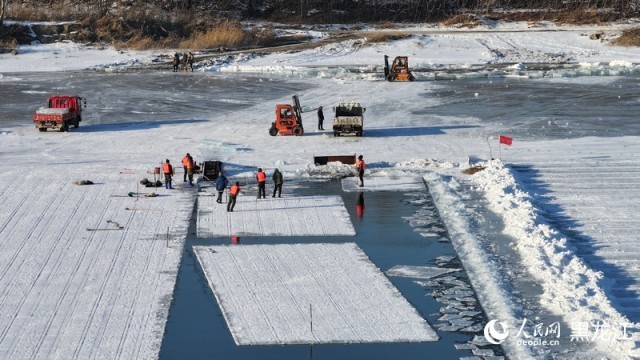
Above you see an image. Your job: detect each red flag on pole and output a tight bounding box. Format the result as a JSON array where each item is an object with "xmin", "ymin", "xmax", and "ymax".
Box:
[{"xmin": 499, "ymin": 135, "xmax": 513, "ymax": 146}]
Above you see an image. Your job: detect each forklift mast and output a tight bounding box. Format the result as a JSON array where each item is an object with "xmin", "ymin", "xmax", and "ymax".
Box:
[{"xmin": 292, "ymin": 95, "xmax": 303, "ymax": 129}]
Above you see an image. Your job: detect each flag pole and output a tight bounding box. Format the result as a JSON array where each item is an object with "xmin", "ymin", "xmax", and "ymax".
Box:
[
  {"xmin": 486, "ymin": 135, "xmax": 493, "ymax": 160},
  {"xmin": 499, "ymin": 142, "xmax": 502, "ymax": 159}
]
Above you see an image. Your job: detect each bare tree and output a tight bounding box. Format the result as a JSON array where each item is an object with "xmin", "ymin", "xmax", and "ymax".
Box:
[{"xmin": 0, "ymin": 0, "xmax": 8, "ymax": 28}]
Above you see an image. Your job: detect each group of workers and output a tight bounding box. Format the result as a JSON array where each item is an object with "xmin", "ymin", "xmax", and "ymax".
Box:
[
  {"xmin": 161, "ymin": 153, "xmax": 196, "ymax": 189},
  {"xmin": 172, "ymin": 52, "xmax": 195, "ymax": 72},
  {"xmin": 161, "ymin": 154, "xmax": 366, "ymax": 211}
]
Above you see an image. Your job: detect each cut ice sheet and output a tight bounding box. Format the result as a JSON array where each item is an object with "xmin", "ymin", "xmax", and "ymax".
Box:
[
  {"xmin": 194, "ymin": 243, "xmax": 438, "ymax": 345},
  {"xmin": 386, "ymin": 265, "xmax": 461, "ymax": 280}
]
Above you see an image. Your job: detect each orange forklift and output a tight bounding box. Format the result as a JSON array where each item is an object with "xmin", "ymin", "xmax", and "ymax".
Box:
[
  {"xmin": 269, "ymin": 95, "xmax": 304, "ymax": 136},
  {"xmin": 384, "ymin": 55, "xmax": 415, "ymax": 82}
]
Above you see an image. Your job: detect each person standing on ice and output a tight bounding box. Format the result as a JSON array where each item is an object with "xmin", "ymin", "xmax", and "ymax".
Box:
[
  {"xmin": 181, "ymin": 153, "xmax": 191, "ymax": 182},
  {"xmin": 186, "ymin": 154, "xmax": 195, "ymax": 187},
  {"xmin": 172, "ymin": 52, "xmax": 180, "ymax": 72},
  {"xmin": 317, "ymin": 106, "xmax": 324, "ymax": 130},
  {"xmin": 227, "ymin": 181, "xmax": 241, "ymax": 212},
  {"xmin": 272, "ymin": 168, "xmax": 283, "ymax": 198},
  {"xmin": 256, "ymin": 168, "xmax": 267, "ymax": 199},
  {"xmin": 163, "ymin": 159, "xmax": 175, "ymax": 189},
  {"xmin": 216, "ymin": 172, "xmax": 228, "ymax": 203},
  {"xmin": 187, "ymin": 52, "xmax": 195, "ymax": 72},
  {"xmin": 355, "ymin": 155, "xmax": 365, "ymax": 187}
]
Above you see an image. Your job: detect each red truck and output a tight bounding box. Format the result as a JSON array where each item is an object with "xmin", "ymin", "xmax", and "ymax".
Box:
[{"xmin": 33, "ymin": 95, "xmax": 86, "ymax": 132}]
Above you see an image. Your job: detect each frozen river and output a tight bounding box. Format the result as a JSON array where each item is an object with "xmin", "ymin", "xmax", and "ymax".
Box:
[
  {"xmin": 2, "ymin": 71, "xmax": 640, "ymax": 139},
  {"xmin": 2, "ymin": 70, "xmax": 640, "ymax": 359}
]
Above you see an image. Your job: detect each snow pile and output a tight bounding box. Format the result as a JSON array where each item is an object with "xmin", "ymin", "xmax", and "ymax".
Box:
[
  {"xmin": 424, "ymin": 171, "xmax": 534, "ymax": 359},
  {"xmin": 470, "ymin": 160, "xmax": 639, "ymax": 356}
]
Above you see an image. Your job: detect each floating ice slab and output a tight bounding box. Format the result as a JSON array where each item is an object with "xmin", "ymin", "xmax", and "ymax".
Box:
[
  {"xmin": 197, "ymin": 194, "xmax": 355, "ymax": 237},
  {"xmin": 341, "ymin": 176, "xmax": 424, "ymax": 192},
  {"xmin": 386, "ymin": 265, "xmax": 461, "ymax": 280},
  {"xmin": 194, "ymin": 243, "xmax": 438, "ymax": 345}
]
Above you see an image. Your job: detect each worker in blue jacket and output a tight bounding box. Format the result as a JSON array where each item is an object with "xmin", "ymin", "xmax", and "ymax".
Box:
[{"xmin": 216, "ymin": 172, "xmax": 229, "ymax": 203}]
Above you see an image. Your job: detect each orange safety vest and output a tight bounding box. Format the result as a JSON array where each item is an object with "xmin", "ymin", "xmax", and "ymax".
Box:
[
  {"xmin": 182, "ymin": 156, "xmax": 190, "ymax": 167},
  {"xmin": 163, "ymin": 163, "xmax": 173, "ymax": 174},
  {"xmin": 356, "ymin": 160, "xmax": 365, "ymax": 171},
  {"xmin": 230, "ymin": 184, "xmax": 240, "ymax": 196},
  {"xmin": 257, "ymin": 171, "xmax": 266, "ymax": 182}
]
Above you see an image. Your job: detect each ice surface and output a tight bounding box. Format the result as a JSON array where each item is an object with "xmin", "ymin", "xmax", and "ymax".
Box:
[
  {"xmin": 386, "ymin": 265, "xmax": 460, "ymax": 280},
  {"xmin": 193, "ymin": 243, "xmax": 438, "ymax": 345},
  {"xmin": 197, "ymin": 194, "xmax": 355, "ymax": 237},
  {"xmin": 0, "ymin": 172, "xmax": 190, "ymax": 359},
  {"xmin": 341, "ymin": 176, "xmax": 424, "ymax": 192}
]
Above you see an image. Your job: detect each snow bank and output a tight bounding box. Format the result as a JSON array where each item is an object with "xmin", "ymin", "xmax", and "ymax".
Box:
[
  {"xmin": 424, "ymin": 171, "xmax": 535, "ymax": 359},
  {"xmin": 470, "ymin": 160, "xmax": 639, "ymax": 357}
]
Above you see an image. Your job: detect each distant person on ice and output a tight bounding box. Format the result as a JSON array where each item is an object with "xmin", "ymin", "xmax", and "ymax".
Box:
[
  {"xmin": 256, "ymin": 168, "xmax": 266, "ymax": 199},
  {"xmin": 187, "ymin": 51, "xmax": 194, "ymax": 72},
  {"xmin": 216, "ymin": 172, "xmax": 228, "ymax": 203},
  {"xmin": 272, "ymin": 168, "xmax": 283, "ymax": 198},
  {"xmin": 172, "ymin": 52, "xmax": 180, "ymax": 72},
  {"xmin": 317, "ymin": 106, "xmax": 324, "ymax": 130},
  {"xmin": 163, "ymin": 159, "xmax": 175, "ymax": 189},
  {"xmin": 227, "ymin": 181, "xmax": 241, "ymax": 212},
  {"xmin": 355, "ymin": 155, "xmax": 365, "ymax": 187}
]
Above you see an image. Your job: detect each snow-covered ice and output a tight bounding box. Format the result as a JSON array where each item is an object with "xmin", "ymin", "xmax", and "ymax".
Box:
[
  {"xmin": 341, "ymin": 176, "xmax": 424, "ymax": 192},
  {"xmin": 193, "ymin": 243, "xmax": 438, "ymax": 344},
  {"xmin": 196, "ymin": 194, "xmax": 355, "ymax": 237}
]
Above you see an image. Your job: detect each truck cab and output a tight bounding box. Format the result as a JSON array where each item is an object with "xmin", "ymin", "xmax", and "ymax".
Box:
[{"xmin": 33, "ymin": 95, "xmax": 86, "ymax": 132}]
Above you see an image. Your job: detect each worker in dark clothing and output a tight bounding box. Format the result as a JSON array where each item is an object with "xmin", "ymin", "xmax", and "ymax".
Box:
[
  {"xmin": 272, "ymin": 168, "xmax": 283, "ymax": 198},
  {"xmin": 216, "ymin": 172, "xmax": 228, "ymax": 203},
  {"xmin": 163, "ymin": 159, "xmax": 175, "ymax": 189},
  {"xmin": 172, "ymin": 53, "xmax": 180, "ymax": 72},
  {"xmin": 182, "ymin": 53, "xmax": 188, "ymax": 71},
  {"xmin": 355, "ymin": 155, "xmax": 365, "ymax": 187},
  {"xmin": 227, "ymin": 181, "xmax": 241, "ymax": 212},
  {"xmin": 256, "ymin": 168, "xmax": 266, "ymax": 199},
  {"xmin": 317, "ymin": 106, "xmax": 324, "ymax": 130},
  {"xmin": 187, "ymin": 52, "xmax": 195, "ymax": 72}
]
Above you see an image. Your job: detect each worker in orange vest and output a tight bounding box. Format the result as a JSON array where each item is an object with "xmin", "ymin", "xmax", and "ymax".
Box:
[
  {"xmin": 163, "ymin": 159, "xmax": 175, "ymax": 189},
  {"xmin": 256, "ymin": 168, "xmax": 266, "ymax": 199},
  {"xmin": 227, "ymin": 181, "xmax": 241, "ymax": 212},
  {"xmin": 186, "ymin": 154, "xmax": 195, "ymax": 187},
  {"xmin": 355, "ymin": 155, "xmax": 365, "ymax": 187},
  {"xmin": 181, "ymin": 153, "xmax": 191, "ymax": 182}
]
